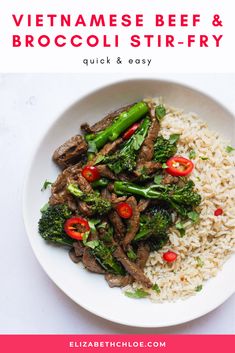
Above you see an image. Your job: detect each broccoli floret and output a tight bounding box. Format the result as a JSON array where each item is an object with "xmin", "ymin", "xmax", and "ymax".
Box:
[
  {"xmin": 154, "ymin": 134, "xmax": 180, "ymax": 163},
  {"xmin": 134, "ymin": 208, "xmax": 172, "ymax": 242},
  {"xmin": 84, "ymin": 192, "xmax": 112, "ymax": 215},
  {"xmin": 67, "ymin": 183, "xmax": 111, "ymax": 215},
  {"xmin": 114, "ymin": 180, "xmax": 201, "ymax": 218},
  {"xmin": 91, "ymin": 241, "xmax": 125, "ymax": 275},
  {"xmin": 38, "ymin": 204, "xmax": 73, "ymax": 246},
  {"xmin": 102, "ymin": 117, "xmax": 151, "ymax": 174},
  {"xmin": 170, "ymin": 180, "xmax": 201, "ymax": 207},
  {"xmin": 147, "ymin": 233, "xmax": 169, "ymax": 251}
]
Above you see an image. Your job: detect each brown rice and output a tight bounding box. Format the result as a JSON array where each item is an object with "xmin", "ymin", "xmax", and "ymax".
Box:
[{"xmin": 124, "ymin": 100, "xmax": 235, "ymax": 302}]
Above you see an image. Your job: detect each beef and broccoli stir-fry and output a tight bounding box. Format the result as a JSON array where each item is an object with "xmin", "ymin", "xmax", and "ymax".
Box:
[{"xmin": 38, "ymin": 100, "xmax": 201, "ymax": 290}]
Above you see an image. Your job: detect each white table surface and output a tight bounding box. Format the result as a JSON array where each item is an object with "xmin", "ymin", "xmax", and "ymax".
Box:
[{"xmin": 0, "ymin": 73, "xmax": 234, "ymax": 334}]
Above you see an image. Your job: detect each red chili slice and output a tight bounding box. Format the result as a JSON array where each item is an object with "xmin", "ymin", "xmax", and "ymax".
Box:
[
  {"xmin": 82, "ymin": 165, "xmax": 100, "ymax": 182},
  {"xmin": 166, "ymin": 156, "xmax": 194, "ymax": 177},
  {"xmin": 64, "ymin": 217, "xmax": 90, "ymax": 240},
  {"xmin": 116, "ymin": 202, "xmax": 133, "ymax": 219},
  {"xmin": 123, "ymin": 122, "xmax": 141, "ymax": 140},
  {"xmin": 163, "ymin": 251, "xmax": 178, "ymax": 263},
  {"xmin": 214, "ymin": 208, "xmax": 223, "ymax": 216}
]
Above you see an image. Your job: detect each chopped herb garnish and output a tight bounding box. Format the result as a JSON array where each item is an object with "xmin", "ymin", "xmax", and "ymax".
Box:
[
  {"xmin": 196, "ymin": 257, "xmax": 204, "ymax": 268},
  {"xmin": 82, "ymin": 232, "xmax": 101, "ymax": 250},
  {"xmin": 97, "ymin": 222, "xmax": 107, "ymax": 229},
  {"xmin": 196, "ymin": 176, "xmax": 201, "ymax": 182},
  {"xmin": 152, "ymin": 284, "xmax": 161, "ymax": 293},
  {"xmin": 188, "ymin": 211, "xmax": 199, "ymax": 223},
  {"xmin": 189, "ymin": 150, "xmax": 196, "ymax": 159},
  {"xmin": 93, "ymin": 154, "xmax": 105, "ymax": 165},
  {"xmin": 41, "ymin": 180, "xmax": 53, "ymax": 191},
  {"xmin": 82, "ymin": 231, "xmax": 90, "ymax": 245},
  {"xmin": 88, "ymin": 219, "xmax": 100, "ymax": 231},
  {"xmin": 154, "ymin": 175, "xmax": 163, "ymax": 185},
  {"xmin": 125, "ymin": 288, "xmax": 149, "ymax": 299},
  {"xmin": 226, "ymin": 145, "xmax": 235, "ymax": 153},
  {"xmin": 162, "ymin": 163, "xmax": 168, "ymax": 169},
  {"xmin": 88, "ymin": 140, "xmax": 98, "ymax": 153},
  {"xmin": 155, "ymin": 104, "xmax": 166, "ymax": 121},
  {"xmin": 127, "ymin": 248, "xmax": 137, "ymax": 261},
  {"xmin": 169, "ymin": 134, "xmax": 181, "ymax": 144},
  {"xmin": 199, "ymin": 156, "xmax": 208, "ymax": 161},
  {"xmin": 133, "ymin": 135, "xmax": 145, "ymax": 150},
  {"xmin": 84, "ymin": 240, "xmax": 100, "ymax": 249},
  {"xmin": 195, "ymin": 285, "xmax": 203, "ymax": 292},
  {"xmin": 176, "ymin": 222, "xmax": 186, "ymax": 237}
]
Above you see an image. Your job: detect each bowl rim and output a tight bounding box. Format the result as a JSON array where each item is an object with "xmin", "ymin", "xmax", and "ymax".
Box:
[{"xmin": 22, "ymin": 77, "xmax": 235, "ymax": 328}]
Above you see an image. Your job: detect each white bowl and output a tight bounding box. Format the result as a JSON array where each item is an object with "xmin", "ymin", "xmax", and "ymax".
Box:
[{"xmin": 23, "ymin": 79, "xmax": 235, "ymax": 327}]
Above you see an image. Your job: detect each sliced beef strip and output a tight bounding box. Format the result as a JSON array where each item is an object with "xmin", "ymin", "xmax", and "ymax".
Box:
[
  {"xmin": 105, "ymin": 242, "xmax": 150, "ymax": 288},
  {"xmin": 96, "ymin": 165, "xmax": 117, "ymax": 180},
  {"xmin": 82, "ymin": 248, "xmax": 106, "ymax": 274},
  {"xmin": 122, "ymin": 196, "xmax": 140, "ymax": 249},
  {"xmin": 49, "ymin": 162, "xmax": 82, "ymax": 208},
  {"xmin": 101, "ymin": 187, "xmax": 112, "ymax": 201},
  {"xmin": 162, "ymin": 174, "xmax": 179, "ymax": 185},
  {"xmin": 88, "ymin": 138, "xmax": 123, "ymax": 167},
  {"xmin": 80, "ymin": 104, "xmax": 135, "ymax": 133},
  {"xmin": 98, "ymin": 137, "xmax": 123, "ymax": 157},
  {"xmin": 117, "ymin": 173, "xmax": 130, "ymax": 182},
  {"xmin": 77, "ymin": 201, "xmax": 93, "ymax": 217},
  {"xmin": 101, "ymin": 187, "xmax": 126, "ymax": 240},
  {"xmin": 105, "ymin": 273, "xmax": 133, "ymax": 288},
  {"xmin": 50, "ymin": 166, "xmax": 94, "ymax": 211},
  {"xmin": 137, "ymin": 117, "xmax": 160, "ymax": 165},
  {"xmin": 113, "ymin": 246, "xmax": 152, "ymax": 288},
  {"xmin": 111, "ymin": 194, "xmax": 127, "ymax": 205},
  {"xmin": 108, "ymin": 211, "xmax": 126, "ymax": 240},
  {"xmin": 52, "ymin": 135, "xmax": 88, "ymax": 169},
  {"xmin": 136, "ymin": 243, "xmax": 150, "ymax": 269},
  {"xmin": 137, "ymin": 199, "xmax": 150, "ymax": 212},
  {"xmin": 77, "ymin": 173, "xmax": 93, "ymax": 193},
  {"xmin": 69, "ymin": 248, "xmax": 82, "ymax": 264},
  {"xmin": 134, "ymin": 161, "xmax": 162, "ymax": 177},
  {"xmin": 107, "ymin": 183, "xmax": 114, "ymax": 192},
  {"xmin": 73, "ymin": 241, "xmax": 85, "ymax": 257}
]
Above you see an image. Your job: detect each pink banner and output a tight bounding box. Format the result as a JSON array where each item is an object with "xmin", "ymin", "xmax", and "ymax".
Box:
[{"xmin": 0, "ymin": 335, "xmax": 234, "ymax": 353}]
